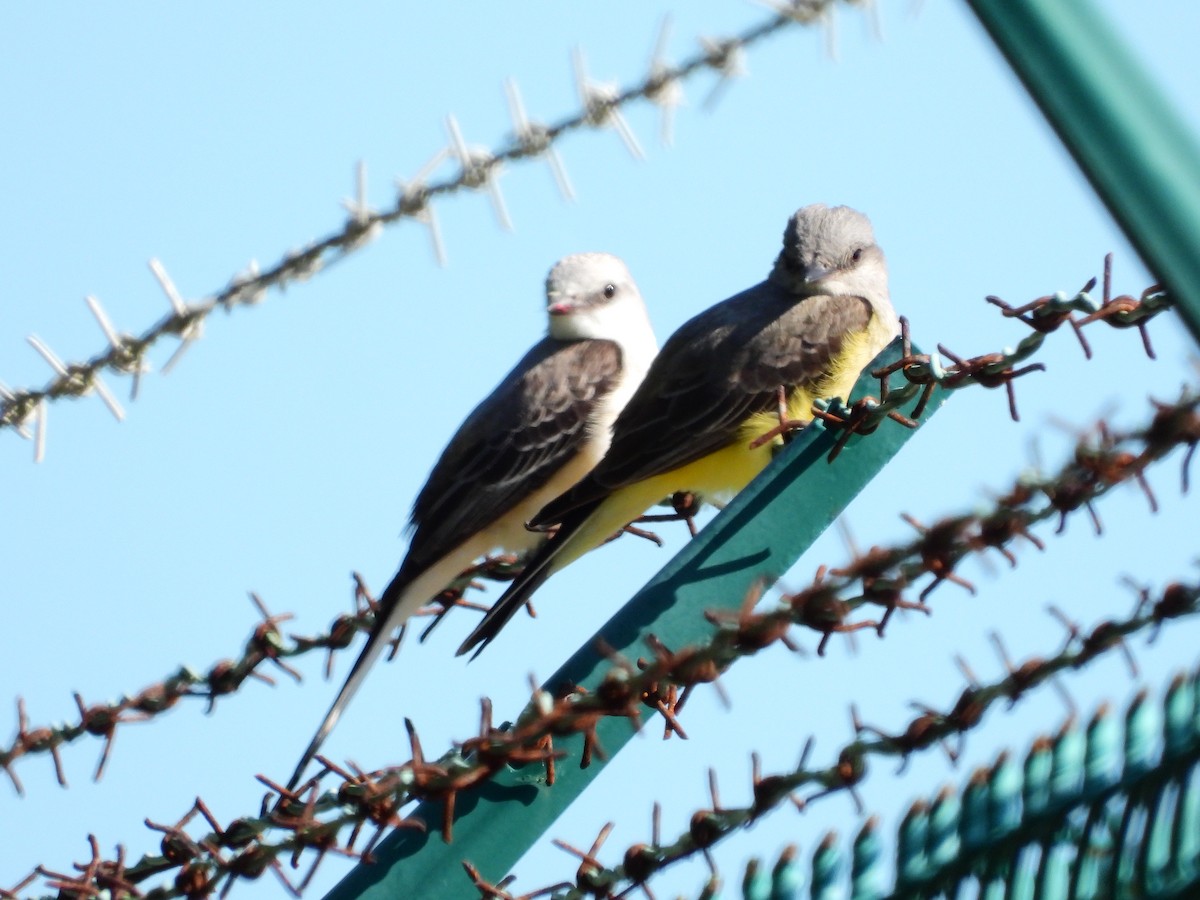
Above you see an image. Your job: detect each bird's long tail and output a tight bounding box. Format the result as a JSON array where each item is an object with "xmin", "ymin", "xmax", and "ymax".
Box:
[
  {"xmin": 284, "ymin": 573, "xmax": 411, "ymax": 793},
  {"xmin": 456, "ymin": 498, "xmax": 602, "ymax": 658}
]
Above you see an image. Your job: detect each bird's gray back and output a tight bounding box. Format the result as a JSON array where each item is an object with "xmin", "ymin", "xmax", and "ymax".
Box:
[{"xmin": 401, "ymin": 337, "xmax": 623, "ymax": 578}]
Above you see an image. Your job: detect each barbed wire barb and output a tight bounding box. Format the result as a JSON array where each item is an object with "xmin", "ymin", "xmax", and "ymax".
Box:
[
  {"xmin": 340, "ymin": 160, "xmax": 383, "ymax": 250},
  {"xmin": 446, "ymin": 115, "xmax": 514, "ymax": 232},
  {"xmin": 84, "ymin": 294, "xmax": 151, "ymax": 401},
  {"xmin": 224, "ymin": 259, "xmax": 266, "ymax": 309},
  {"xmin": 645, "ymin": 16, "xmax": 684, "ymax": 147},
  {"xmin": 759, "ymin": 0, "xmax": 842, "ymax": 60},
  {"xmin": 573, "ymin": 46, "xmax": 647, "ymax": 161},
  {"xmin": 26, "ymin": 335, "xmax": 124, "ymax": 423},
  {"xmin": 148, "ymin": 257, "xmax": 203, "ymax": 375},
  {"xmin": 395, "ymin": 147, "xmax": 451, "ymax": 267},
  {"xmin": 698, "ymin": 37, "xmax": 747, "ymax": 111},
  {"xmin": 504, "ymin": 78, "xmax": 575, "ymax": 202}
]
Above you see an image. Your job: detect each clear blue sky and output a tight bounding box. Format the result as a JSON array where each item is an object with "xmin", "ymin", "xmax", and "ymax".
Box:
[{"xmin": 3, "ymin": 2, "xmax": 1199, "ymax": 898}]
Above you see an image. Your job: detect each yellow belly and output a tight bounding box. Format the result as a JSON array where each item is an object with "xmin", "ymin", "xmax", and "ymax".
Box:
[
  {"xmin": 548, "ymin": 327, "xmax": 881, "ymax": 574},
  {"xmin": 548, "ymin": 415, "xmax": 790, "ymax": 572}
]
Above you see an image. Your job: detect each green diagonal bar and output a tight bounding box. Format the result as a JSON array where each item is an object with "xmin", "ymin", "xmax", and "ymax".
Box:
[
  {"xmin": 324, "ymin": 340, "xmax": 945, "ymax": 899},
  {"xmin": 965, "ymin": 0, "xmax": 1200, "ymax": 346}
]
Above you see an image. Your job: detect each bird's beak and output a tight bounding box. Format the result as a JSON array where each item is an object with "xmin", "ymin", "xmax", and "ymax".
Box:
[
  {"xmin": 802, "ymin": 265, "xmax": 835, "ymax": 286},
  {"xmin": 548, "ymin": 296, "xmax": 576, "ymax": 316}
]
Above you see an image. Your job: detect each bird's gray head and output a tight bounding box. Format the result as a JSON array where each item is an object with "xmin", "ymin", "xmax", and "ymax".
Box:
[
  {"xmin": 544, "ymin": 252, "xmax": 652, "ymax": 343},
  {"xmin": 769, "ymin": 204, "xmax": 888, "ymax": 300}
]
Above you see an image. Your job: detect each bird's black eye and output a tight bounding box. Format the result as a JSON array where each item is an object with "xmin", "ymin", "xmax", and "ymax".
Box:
[
  {"xmin": 603, "ymin": 283, "xmax": 617, "ymax": 299},
  {"xmin": 851, "ymin": 247, "xmax": 863, "ymax": 263}
]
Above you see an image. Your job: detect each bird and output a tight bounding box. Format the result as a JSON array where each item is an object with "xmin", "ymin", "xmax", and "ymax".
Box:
[
  {"xmin": 458, "ymin": 204, "xmax": 900, "ymax": 657},
  {"xmin": 286, "ymin": 252, "xmax": 657, "ymax": 790}
]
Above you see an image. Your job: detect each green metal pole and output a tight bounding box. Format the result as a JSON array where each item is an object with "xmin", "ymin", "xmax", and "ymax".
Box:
[
  {"xmin": 322, "ymin": 341, "xmax": 947, "ymax": 899},
  {"xmin": 965, "ymin": 0, "xmax": 1200, "ymax": 346}
]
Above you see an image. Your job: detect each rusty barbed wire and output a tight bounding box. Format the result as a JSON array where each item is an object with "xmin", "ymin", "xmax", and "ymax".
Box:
[
  {"xmin": 9, "ymin": 374, "xmax": 1200, "ymax": 899},
  {"xmin": 0, "ymin": 558, "xmax": 525, "ymax": 793},
  {"xmin": 0, "ymin": 592, "xmax": 299, "ymax": 797},
  {"xmin": 818, "ymin": 254, "xmax": 1171, "ymax": 455},
  {"xmin": 0, "ymin": 0, "xmax": 853, "ymax": 460},
  {"xmin": 722, "ymin": 668, "xmax": 1200, "ymax": 900},
  {"xmin": 499, "ymin": 585, "xmax": 1200, "ymax": 900},
  {"xmin": 797, "ymin": 670, "xmax": 1200, "ymax": 898},
  {"xmin": 12, "ymin": 570, "xmax": 1195, "ymax": 900},
  {"xmin": 2, "ymin": 262, "xmax": 1179, "ymax": 793},
  {"xmin": 0, "ymin": 543, "xmax": 633, "ymax": 793}
]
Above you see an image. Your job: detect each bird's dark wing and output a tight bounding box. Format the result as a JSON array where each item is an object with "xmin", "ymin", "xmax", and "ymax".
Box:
[
  {"xmin": 532, "ymin": 286, "xmax": 871, "ymax": 525},
  {"xmin": 400, "ymin": 337, "xmax": 624, "ymax": 578}
]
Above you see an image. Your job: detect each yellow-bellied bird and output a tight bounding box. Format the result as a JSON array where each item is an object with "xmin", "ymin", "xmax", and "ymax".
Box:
[
  {"xmin": 287, "ymin": 253, "xmax": 657, "ymax": 790},
  {"xmin": 459, "ymin": 204, "xmax": 899, "ymax": 657}
]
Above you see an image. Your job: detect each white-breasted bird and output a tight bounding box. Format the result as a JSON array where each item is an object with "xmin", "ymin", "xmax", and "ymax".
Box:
[
  {"xmin": 287, "ymin": 252, "xmax": 657, "ymax": 790},
  {"xmin": 458, "ymin": 204, "xmax": 900, "ymax": 657}
]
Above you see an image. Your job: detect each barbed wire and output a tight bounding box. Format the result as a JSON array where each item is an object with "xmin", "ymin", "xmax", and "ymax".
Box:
[
  {"xmin": 12, "ymin": 568, "xmax": 1196, "ymax": 900},
  {"xmin": 725, "ymin": 665, "xmax": 1200, "ymax": 900},
  {"xmin": 836, "ymin": 253, "xmax": 1169, "ymax": 440},
  {"xmin": 0, "ymin": 0, "xmax": 856, "ymax": 461},
  {"xmin": 0, "ymin": 563, "xmax": 519, "ymax": 795},
  {"xmin": 0, "ymin": 592, "xmax": 302, "ymax": 796},
  {"xmin": 1, "ymin": 264, "xmax": 1178, "ymax": 795},
  {"xmin": 6, "ymin": 353, "xmax": 1198, "ymax": 899},
  {"xmin": 518, "ymin": 595, "xmax": 1200, "ymax": 900}
]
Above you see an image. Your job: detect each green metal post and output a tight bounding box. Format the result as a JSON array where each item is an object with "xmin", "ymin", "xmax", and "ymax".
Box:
[
  {"xmin": 323, "ymin": 341, "xmax": 946, "ymax": 899},
  {"xmin": 965, "ymin": 0, "xmax": 1200, "ymax": 346}
]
